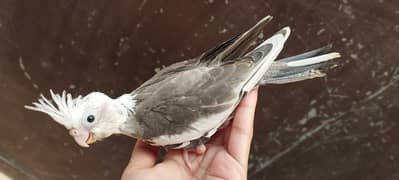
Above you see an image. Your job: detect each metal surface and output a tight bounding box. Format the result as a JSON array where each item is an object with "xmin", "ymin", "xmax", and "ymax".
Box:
[{"xmin": 0, "ymin": 0, "xmax": 398, "ymax": 179}]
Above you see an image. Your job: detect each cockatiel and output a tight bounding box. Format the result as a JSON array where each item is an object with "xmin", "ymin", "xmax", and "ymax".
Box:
[{"xmin": 25, "ymin": 16, "xmax": 340, "ymax": 167}]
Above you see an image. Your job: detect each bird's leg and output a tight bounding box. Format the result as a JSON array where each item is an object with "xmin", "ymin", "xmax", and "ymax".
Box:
[
  {"xmin": 157, "ymin": 146, "xmax": 168, "ymax": 163},
  {"xmin": 182, "ymin": 144, "xmax": 207, "ymax": 170}
]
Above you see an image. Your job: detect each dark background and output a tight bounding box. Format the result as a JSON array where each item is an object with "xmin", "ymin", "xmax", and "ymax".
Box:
[{"xmin": 0, "ymin": 0, "xmax": 398, "ymax": 179}]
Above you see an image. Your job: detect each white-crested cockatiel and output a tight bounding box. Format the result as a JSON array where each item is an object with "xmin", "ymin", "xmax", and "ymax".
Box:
[{"xmin": 25, "ymin": 16, "xmax": 340, "ymax": 167}]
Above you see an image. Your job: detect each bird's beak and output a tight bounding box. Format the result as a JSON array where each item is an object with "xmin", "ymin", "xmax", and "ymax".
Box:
[{"xmin": 69, "ymin": 128, "xmax": 96, "ymax": 148}]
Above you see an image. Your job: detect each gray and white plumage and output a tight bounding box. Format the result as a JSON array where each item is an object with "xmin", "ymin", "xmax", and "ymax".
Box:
[{"xmin": 25, "ymin": 16, "xmax": 340, "ymax": 149}]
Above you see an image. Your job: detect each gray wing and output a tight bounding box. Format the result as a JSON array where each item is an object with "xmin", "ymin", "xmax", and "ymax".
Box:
[
  {"xmin": 133, "ymin": 15, "xmax": 272, "ymax": 94},
  {"xmin": 133, "ymin": 15, "xmax": 272, "ymax": 92},
  {"xmin": 128, "ymin": 16, "xmax": 291, "ymax": 146},
  {"xmin": 199, "ymin": 16, "xmax": 272, "ymax": 65},
  {"xmin": 133, "ymin": 60, "xmax": 254, "ymax": 145}
]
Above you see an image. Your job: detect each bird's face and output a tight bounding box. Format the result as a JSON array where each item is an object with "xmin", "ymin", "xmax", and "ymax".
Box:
[
  {"xmin": 25, "ymin": 91, "xmax": 130, "ymax": 148},
  {"xmin": 69, "ymin": 92, "xmax": 126, "ymax": 147}
]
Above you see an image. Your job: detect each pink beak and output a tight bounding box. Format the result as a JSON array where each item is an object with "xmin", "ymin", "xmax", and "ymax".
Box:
[{"xmin": 69, "ymin": 129, "xmax": 95, "ymax": 148}]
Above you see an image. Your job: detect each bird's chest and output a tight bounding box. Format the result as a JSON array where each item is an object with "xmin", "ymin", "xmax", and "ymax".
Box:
[{"xmin": 141, "ymin": 104, "xmax": 237, "ymax": 148}]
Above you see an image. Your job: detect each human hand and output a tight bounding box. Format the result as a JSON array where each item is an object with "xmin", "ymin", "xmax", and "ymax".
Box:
[{"xmin": 122, "ymin": 87, "xmax": 258, "ymax": 180}]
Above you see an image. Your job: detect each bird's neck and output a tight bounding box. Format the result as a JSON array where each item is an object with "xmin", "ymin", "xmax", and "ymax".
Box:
[
  {"xmin": 114, "ymin": 93, "xmax": 136, "ymax": 119},
  {"xmin": 114, "ymin": 93, "xmax": 142, "ymax": 137}
]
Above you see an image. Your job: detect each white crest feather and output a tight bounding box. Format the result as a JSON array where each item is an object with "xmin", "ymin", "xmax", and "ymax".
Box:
[{"xmin": 24, "ymin": 90, "xmax": 83, "ymax": 129}]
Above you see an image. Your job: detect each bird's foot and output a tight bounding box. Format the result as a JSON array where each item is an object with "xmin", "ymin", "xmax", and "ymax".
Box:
[{"xmin": 182, "ymin": 144, "xmax": 206, "ymax": 170}]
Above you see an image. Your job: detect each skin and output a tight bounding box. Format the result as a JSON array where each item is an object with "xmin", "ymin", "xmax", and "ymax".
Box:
[{"xmin": 122, "ymin": 87, "xmax": 258, "ymax": 180}]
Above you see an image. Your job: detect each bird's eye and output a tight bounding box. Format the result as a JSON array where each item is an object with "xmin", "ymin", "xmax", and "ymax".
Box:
[{"xmin": 86, "ymin": 115, "xmax": 95, "ymax": 123}]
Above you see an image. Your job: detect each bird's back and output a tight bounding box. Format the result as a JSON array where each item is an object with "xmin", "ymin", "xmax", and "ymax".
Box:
[{"xmin": 131, "ymin": 59, "xmax": 255, "ymax": 146}]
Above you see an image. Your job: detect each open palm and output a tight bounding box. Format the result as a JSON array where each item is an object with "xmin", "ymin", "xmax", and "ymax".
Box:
[{"xmin": 122, "ymin": 88, "xmax": 258, "ymax": 180}]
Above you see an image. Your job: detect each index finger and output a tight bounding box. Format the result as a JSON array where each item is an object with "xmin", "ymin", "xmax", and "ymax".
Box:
[
  {"xmin": 127, "ymin": 140, "xmax": 158, "ymax": 169},
  {"xmin": 227, "ymin": 87, "xmax": 258, "ymax": 167}
]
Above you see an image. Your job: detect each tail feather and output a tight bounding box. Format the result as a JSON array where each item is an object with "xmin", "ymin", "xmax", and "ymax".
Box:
[
  {"xmin": 261, "ymin": 47, "xmax": 341, "ymax": 84},
  {"xmin": 262, "ymin": 69, "xmax": 326, "ymax": 84},
  {"xmin": 277, "ymin": 44, "xmax": 333, "ymax": 63},
  {"xmin": 285, "ymin": 52, "xmax": 340, "ymax": 67}
]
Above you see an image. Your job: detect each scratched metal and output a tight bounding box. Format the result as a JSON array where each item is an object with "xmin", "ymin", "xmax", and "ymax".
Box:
[{"xmin": 0, "ymin": 0, "xmax": 398, "ymax": 179}]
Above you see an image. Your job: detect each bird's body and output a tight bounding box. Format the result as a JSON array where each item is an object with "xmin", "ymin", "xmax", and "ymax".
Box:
[
  {"xmin": 127, "ymin": 59, "xmax": 252, "ymax": 148},
  {"xmin": 25, "ymin": 16, "xmax": 340, "ymax": 150}
]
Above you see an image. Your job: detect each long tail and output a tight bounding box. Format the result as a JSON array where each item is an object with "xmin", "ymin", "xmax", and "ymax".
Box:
[{"xmin": 261, "ymin": 45, "xmax": 341, "ymax": 84}]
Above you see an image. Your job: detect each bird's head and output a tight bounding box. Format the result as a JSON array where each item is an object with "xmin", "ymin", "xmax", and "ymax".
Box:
[{"xmin": 25, "ymin": 90, "xmax": 135, "ymax": 148}]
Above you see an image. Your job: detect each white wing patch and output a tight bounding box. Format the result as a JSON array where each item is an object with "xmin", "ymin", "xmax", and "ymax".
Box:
[{"xmin": 242, "ymin": 27, "xmax": 291, "ymax": 92}]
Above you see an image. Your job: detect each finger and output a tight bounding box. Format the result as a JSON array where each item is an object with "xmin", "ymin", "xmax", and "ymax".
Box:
[
  {"xmin": 164, "ymin": 148, "xmax": 206, "ymax": 172},
  {"xmin": 127, "ymin": 140, "xmax": 158, "ymax": 169},
  {"xmin": 208, "ymin": 127, "xmax": 228, "ymax": 145},
  {"xmin": 227, "ymin": 87, "xmax": 258, "ymax": 167},
  {"xmin": 223, "ymin": 126, "xmax": 232, "ymax": 145},
  {"xmin": 164, "ymin": 149, "xmax": 185, "ymax": 164}
]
